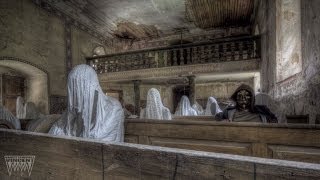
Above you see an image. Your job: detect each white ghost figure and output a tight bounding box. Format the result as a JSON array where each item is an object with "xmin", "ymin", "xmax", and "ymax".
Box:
[
  {"xmin": 205, "ymin": 97, "xmax": 222, "ymax": 116},
  {"xmin": 16, "ymin": 96, "xmax": 25, "ymax": 119},
  {"xmin": 174, "ymin": 95, "xmax": 197, "ymax": 116},
  {"xmin": 192, "ymin": 101, "xmax": 204, "ymax": 115},
  {"xmin": 140, "ymin": 88, "xmax": 172, "ymax": 120},
  {"xmin": 49, "ymin": 64, "xmax": 124, "ymax": 142},
  {"xmin": 0, "ymin": 105, "xmax": 21, "ymax": 129}
]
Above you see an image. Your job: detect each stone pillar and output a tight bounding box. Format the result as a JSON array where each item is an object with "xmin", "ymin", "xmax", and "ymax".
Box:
[
  {"xmin": 133, "ymin": 80, "xmax": 141, "ymax": 115},
  {"xmin": 188, "ymin": 76, "xmax": 196, "ymax": 105}
]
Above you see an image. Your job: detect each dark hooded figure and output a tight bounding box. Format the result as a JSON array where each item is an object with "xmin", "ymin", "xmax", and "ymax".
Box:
[{"xmin": 215, "ymin": 84, "xmax": 277, "ymax": 123}]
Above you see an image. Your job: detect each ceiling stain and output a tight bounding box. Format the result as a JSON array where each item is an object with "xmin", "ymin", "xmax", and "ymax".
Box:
[
  {"xmin": 41, "ymin": 0, "xmax": 255, "ymax": 40},
  {"xmin": 113, "ymin": 22, "xmax": 161, "ymax": 40}
]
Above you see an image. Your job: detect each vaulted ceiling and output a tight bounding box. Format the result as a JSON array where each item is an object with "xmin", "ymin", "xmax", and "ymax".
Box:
[{"xmin": 45, "ymin": 0, "xmax": 254, "ymax": 40}]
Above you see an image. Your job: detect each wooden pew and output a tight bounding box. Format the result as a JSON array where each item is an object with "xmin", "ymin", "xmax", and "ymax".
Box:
[
  {"xmin": 0, "ymin": 129, "xmax": 320, "ymax": 179},
  {"xmin": 125, "ymin": 118, "xmax": 320, "ymax": 163}
]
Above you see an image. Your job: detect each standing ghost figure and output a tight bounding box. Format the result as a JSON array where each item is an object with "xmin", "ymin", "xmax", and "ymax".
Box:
[
  {"xmin": 174, "ymin": 95, "xmax": 197, "ymax": 116},
  {"xmin": 49, "ymin": 64, "xmax": 124, "ymax": 142},
  {"xmin": 204, "ymin": 97, "xmax": 223, "ymax": 116},
  {"xmin": 16, "ymin": 96, "xmax": 25, "ymax": 119},
  {"xmin": 140, "ymin": 88, "xmax": 172, "ymax": 120},
  {"xmin": 0, "ymin": 105, "xmax": 21, "ymax": 129}
]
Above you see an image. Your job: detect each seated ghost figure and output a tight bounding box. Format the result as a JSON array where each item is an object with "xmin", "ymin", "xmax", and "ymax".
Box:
[
  {"xmin": 174, "ymin": 96, "xmax": 197, "ymax": 116},
  {"xmin": 0, "ymin": 105, "xmax": 21, "ymax": 129},
  {"xmin": 49, "ymin": 64, "xmax": 124, "ymax": 142},
  {"xmin": 192, "ymin": 101, "xmax": 204, "ymax": 115},
  {"xmin": 204, "ymin": 97, "xmax": 223, "ymax": 116},
  {"xmin": 140, "ymin": 88, "xmax": 172, "ymax": 120}
]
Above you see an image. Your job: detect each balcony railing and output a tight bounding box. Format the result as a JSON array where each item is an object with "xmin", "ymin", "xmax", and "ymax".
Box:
[{"xmin": 87, "ymin": 35, "xmax": 261, "ymax": 74}]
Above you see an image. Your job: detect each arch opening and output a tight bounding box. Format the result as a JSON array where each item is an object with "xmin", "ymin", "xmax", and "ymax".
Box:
[{"xmin": 0, "ymin": 59, "xmax": 49, "ymax": 115}]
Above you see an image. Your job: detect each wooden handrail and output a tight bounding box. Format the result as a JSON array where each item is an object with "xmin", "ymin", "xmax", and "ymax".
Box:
[{"xmin": 87, "ymin": 35, "xmax": 261, "ymax": 74}]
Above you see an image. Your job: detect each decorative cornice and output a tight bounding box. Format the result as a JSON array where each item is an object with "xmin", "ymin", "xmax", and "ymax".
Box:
[{"xmin": 99, "ymin": 59, "xmax": 260, "ymax": 82}]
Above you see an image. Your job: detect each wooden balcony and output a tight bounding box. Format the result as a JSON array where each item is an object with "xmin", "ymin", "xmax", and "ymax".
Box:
[{"xmin": 87, "ymin": 36, "xmax": 261, "ymax": 79}]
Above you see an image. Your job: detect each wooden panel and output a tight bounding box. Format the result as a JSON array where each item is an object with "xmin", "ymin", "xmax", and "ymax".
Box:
[
  {"xmin": 149, "ymin": 137, "xmax": 252, "ymax": 156},
  {"xmin": 1, "ymin": 129, "xmax": 320, "ymax": 179},
  {"xmin": 124, "ymin": 135, "xmax": 138, "ymax": 144},
  {"xmin": 268, "ymin": 145, "xmax": 320, "ymax": 164}
]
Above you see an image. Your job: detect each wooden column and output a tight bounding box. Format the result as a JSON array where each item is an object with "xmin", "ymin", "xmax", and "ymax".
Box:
[
  {"xmin": 188, "ymin": 76, "xmax": 196, "ymax": 105},
  {"xmin": 133, "ymin": 80, "xmax": 141, "ymax": 115}
]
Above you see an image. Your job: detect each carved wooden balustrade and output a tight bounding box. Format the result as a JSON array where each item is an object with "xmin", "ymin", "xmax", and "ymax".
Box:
[{"xmin": 87, "ymin": 35, "xmax": 261, "ymax": 73}]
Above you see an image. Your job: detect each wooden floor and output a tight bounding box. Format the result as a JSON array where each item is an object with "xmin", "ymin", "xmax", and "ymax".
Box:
[{"xmin": 0, "ymin": 129, "xmax": 320, "ymax": 179}]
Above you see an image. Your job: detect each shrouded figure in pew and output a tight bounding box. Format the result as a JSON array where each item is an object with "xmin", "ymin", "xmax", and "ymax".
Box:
[
  {"xmin": 49, "ymin": 64, "xmax": 124, "ymax": 142},
  {"xmin": 205, "ymin": 97, "xmax": 223, "ymax": 116},
  {"xmin": 0, "ymin": 105, "xmax": 21, "ymax": 129},
  {"xmin": 215, "ymin": 84, "xmax": 277, "ymax": 123},
  {"xmin": 174, "ymin": 95, "xmax": 197, "ymax": 116},
  {"xmin": 140, "ymin": 88, "xmax": 172, "ymax": 120}
]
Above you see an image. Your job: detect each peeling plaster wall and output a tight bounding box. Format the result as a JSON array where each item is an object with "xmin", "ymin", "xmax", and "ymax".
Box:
[
  {"xmin": 0, "ymin": 0, "xmax": 107, "ymax": 113},
  {"xmin": 276, "ymin": 0, "xmax": 302, "ymax": 83},
  {"xmin": 255, "ymin": 0, "xmax": 320, "ymax": 123},
  {"xmin": 0, "ymin": 0, "xmax": 66, "ymax": 96}
]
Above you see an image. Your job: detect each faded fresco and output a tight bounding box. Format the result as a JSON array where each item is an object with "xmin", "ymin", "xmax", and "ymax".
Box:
[{"xmin": 276, "ymin": 0, "xmax": 302, "ymax": 82}]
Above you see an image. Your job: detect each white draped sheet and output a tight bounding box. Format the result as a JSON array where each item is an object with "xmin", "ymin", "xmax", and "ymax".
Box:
[
  {"xmin": 174, "ymin": 95, "xmax": 197, "ymax": 116},
  {"xmin": 204, "ymin": 97, "xmax": 223, "ymax": 116},
  {"xmin": 0, "ymin": 105, "xmax": 21, "ymax": 129},
  {"xmin": 49, "ymin": 64, "xmax": 124, "ymax": 142},
  {"xmin": 140, "ymin": 88, "xmax": 172, "ymax": 120}
]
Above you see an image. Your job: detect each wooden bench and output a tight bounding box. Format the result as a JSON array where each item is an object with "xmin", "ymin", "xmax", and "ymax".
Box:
[
  {"xmin": 125, "ymin": 118, "xmax": 320, "ymax": 163},
  {"xmin": 0, "ymin": 129, "xmax": 320, "ymax": 179}
]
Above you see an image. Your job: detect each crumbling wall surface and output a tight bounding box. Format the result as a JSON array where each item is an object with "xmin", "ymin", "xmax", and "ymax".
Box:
[
  {"xmin": 274, "ymin": 0, "xmax": 320, "ymax": 123},
  {"xmin": 256, "ymin": 0, "xmax": 320, "ymax": 123},
  {"xmin": 0, "ymin": 0, "xmax": 66, "ymax": 95}
]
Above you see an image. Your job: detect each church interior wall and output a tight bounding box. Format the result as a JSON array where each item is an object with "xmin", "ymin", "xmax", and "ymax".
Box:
[
  {"xmin": 103, "ymin": 80, "xmax": 254, "ymax": 114},
  {"xmin": 0, "ymin": 0, "xmax": 109, "ymax": 114},
  {"xmin": 195, "ymin": 80, "xmax": 254, "ymax": 101},
  {"xmin": 255, "ymin": 0, "xmax": 320, "ymax": 123},
  {"xmin": 0, "ymin": 0, "xmax": 66, "ymax": 96}
]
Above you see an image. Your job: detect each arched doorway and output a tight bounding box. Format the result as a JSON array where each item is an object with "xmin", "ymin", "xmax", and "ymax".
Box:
[{"xmin": 0, "ymin": 58, "xmax": 49, "ymax": 114}]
